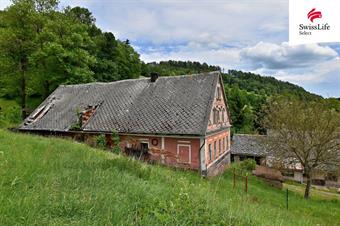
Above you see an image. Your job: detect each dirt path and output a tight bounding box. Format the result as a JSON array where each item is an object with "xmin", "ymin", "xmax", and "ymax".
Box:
[{"xmin": 283, "ymin": 183, "xmax": 340, "ymax": 201}]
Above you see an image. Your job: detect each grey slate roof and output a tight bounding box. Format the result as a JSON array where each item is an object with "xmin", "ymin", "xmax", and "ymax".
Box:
[
  {"xmin": 19, "ymin": 72, "xmax": 221, "ymax": 136},
  {"xmin": 231, "ymin": 134, "xmax": 267, "ymax": 157}
]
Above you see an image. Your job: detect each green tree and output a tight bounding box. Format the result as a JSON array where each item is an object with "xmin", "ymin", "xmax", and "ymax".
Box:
[
  {"xmin": 0, "ymin": 0, "xmax": 45, "ymax": 118},
  {"xmin": 91, "ymin": 32, "xmax": 119, "ymax": 82},
  {"xmin": 263, "ymin": 98, "xmax": 340, "ymax": 199},
  {"xmin": 30, "ymin": 10, "xmax": 96, "ymax": 97},
  {"xmin": 115, "ymin": 41, "xmax": 141, "ymax": 80}
]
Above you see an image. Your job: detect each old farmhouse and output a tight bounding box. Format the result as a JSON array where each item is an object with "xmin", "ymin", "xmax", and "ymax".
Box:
[{"xmin": 19, "ymin": 72, "xmax": 231, "ymax": 176}]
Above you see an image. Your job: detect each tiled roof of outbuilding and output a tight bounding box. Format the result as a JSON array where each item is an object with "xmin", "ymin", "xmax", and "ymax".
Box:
[
  {"xmin": 19, "ymin": 72, "xmax": 222, "ymax": 135},
  {"xmin": 231, "ymin": 134, "xmax": 267, "ymax": 157}
]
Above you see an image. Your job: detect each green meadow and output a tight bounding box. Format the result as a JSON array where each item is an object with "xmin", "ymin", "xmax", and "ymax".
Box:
[{"xmin": 0, "ymin": 130, "xmax": 339, "ymax": 226}]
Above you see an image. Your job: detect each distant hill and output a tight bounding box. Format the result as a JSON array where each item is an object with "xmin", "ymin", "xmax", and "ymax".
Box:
[
  {"xmin": 142, "ymin": 60, "xmax": 221, "ymax": 77},
  {"xmin": 224, "ymin": 70, "xmax": 321, "ymax": 100}
]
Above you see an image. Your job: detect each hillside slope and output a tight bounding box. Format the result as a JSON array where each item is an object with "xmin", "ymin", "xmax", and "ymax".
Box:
[{"xmin": 0, "ymin": 130, "xmax": 339, "ymax": 225}]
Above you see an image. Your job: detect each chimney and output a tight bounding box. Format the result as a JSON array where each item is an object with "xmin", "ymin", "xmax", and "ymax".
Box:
[{"xmin": 150, "ymin": 72, "xmax": 159, "ymax": 83}]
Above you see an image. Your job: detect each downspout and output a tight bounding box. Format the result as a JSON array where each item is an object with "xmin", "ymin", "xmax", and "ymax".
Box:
[{"xmin": 199, "ymin": 137, "xmax": 206, "ymax": 177}]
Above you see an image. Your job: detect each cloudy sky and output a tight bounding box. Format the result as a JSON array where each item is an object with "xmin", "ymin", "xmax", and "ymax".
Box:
[{"xmin": 1, "ymin": 0, "xmax": 340, "ymax": 97}]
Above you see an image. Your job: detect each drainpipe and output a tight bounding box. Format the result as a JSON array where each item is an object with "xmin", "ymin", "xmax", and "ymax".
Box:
[{"xmin": 199, "ymin": 137, "xmax": 206, "ymax": 177}]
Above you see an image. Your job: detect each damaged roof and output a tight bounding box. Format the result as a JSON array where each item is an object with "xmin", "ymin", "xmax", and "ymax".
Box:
[
  {"xmin": 231, "ymin": 134, "xmax": 268, "ymax": 157},
  {"xmin": 19, "ymin": 72, "xmax": 222, "ymax": 136}
]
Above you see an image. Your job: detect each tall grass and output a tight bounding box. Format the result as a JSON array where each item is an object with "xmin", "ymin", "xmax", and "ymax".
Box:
[
  {"xmin": 0, "ymin": 99, "xmax": 21, "ymax": 128},
  {"xmin": 0, "ymin": 130, "xmax": 339, "ymax": 225}
]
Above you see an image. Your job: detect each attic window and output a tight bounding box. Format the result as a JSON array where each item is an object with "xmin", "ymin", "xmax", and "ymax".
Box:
[
  {"xmin": 213, "ymin": 108, "xmax": 217, "ymax": 124},
  {"xmin": 217, "ymin": 86, "xmax": 222, "ymax": 100},
  {"xmin": 25, "ymin": 97, "xmax": 55, "ymax": 125}
]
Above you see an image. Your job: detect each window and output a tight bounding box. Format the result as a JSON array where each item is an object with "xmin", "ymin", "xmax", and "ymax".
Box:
[
  {"xmin": 222, "ymin": 138, "xmax": 225, "ymax": 153},
  {"xmin": 213, "ymin": 110, "xmax": 215, "ymax": 124},
  {"xmin": 219, "ymin": 140, "xmax": 221, "ymax": 155},
  {"xmin": 217, "ymin": 87, "xmax": 221, "ymax": 100},
  {"xmin": 214, "ymin": 141, "xmax": 217, "ymax": 159},
  {"xmin": 209, "ymin": 144, "xmax": 212, "ymax": 161},
  {"xmin": 225, "ymin": 137, "xmax": 228, "ymax": 150},
  {"xmin": 213, "ymin": 108, "xmax": 220, "ymax": 124},
  {"xmin": 140, "ymin": 142, "xmax": 149, "ymax": 152},
  {"xmin": 222, "ymin": 109, "xmax": 225, "ymax": 122}
]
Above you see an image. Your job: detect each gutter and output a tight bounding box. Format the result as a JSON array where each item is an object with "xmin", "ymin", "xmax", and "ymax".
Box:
[
  {"xmin": 198, "ymin": 137, "xmax": 206, "ymax": 176},
  {"xmin": 17, "ymin": 128, "xmax": 204, "ymax": 138}
]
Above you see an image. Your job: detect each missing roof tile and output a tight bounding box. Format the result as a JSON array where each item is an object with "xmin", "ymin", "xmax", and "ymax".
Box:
[{"xmin": 24, "ymin": 97, "xmax": 55, "ymax": 125}]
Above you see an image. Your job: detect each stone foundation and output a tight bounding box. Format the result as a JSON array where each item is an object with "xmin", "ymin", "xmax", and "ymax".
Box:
[{"xmin": 204, "ymin": 152, "xmax": 231, "ymax": 177}]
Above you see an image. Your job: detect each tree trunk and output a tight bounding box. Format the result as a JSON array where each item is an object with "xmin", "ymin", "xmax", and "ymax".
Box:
[
  {"xmin": 304, "ymin": 171, "xmax": 312, "ymax": 199},
  {"xmin": 43, "ymin": 80, "xmax": 50, "ymax": 99},
  {"xmin": 19, "ymin": 59, "xmax": 27, "ymax": 119}
]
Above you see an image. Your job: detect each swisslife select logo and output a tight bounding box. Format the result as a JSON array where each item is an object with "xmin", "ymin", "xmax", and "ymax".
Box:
[
  {"xmin": 299, "ymin": 8, "xmax": 330, "ymax": 36},
  {"xmin": 307, "ymin": 8, "xmax": 322, "ymax": 23},
  {"xmin": 289, "ymin": 1, "xmax": 340, "ymax": 45}
]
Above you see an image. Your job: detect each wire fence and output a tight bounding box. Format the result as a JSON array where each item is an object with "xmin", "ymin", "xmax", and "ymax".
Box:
[{"xmin": 232, "ymin": 168, "xmax": 290, "ymax": 210}]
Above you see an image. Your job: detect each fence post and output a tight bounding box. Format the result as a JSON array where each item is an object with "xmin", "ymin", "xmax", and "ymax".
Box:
[
  {"xmin": 286, "ymin": 188, "xmax": 289, "ymax": 210},
  {"xmin": 245, "ymin": 174, "xmax": 248, "ymax": 193},
  {"xmin": 233, "ymin": 168, "xmax": 236, "ymax": 189}
]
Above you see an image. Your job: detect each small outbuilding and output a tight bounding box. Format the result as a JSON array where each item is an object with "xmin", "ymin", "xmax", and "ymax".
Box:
[{"xmin": 231, "ymin": 134, "xmax": 267, "ymax": 165}]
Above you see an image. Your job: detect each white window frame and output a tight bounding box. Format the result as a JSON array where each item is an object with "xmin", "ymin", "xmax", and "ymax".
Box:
[
  {"xmin": 139, "ymin": 139, "xmax": 149, "ymax": 149},
  {"xmin": 177, "ymin": 144, "xmax": 191, "ymax": 164}
]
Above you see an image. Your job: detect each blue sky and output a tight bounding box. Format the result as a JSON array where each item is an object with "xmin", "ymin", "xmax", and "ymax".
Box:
[{"xmin": 1, "ymin": 0, "xmax": 340, "ymax": 97}]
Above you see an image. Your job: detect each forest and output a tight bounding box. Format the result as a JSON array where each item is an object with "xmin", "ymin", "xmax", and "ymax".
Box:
[{"xmin": 1, "ymin": 0, "xmax": 340, "ymax": 134}]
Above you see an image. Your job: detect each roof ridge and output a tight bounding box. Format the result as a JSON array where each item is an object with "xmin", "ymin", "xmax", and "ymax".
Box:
[
  {"xmin": 60, "ymin": 71, "xmax": 221, "ymax": 87},
  {"xmin": 234, "ymin": 134, "xmax": 267, "ymax": 137},
  {"xmin": 159, "ymin": 71, "xmax": 220, "ymax": 79}
]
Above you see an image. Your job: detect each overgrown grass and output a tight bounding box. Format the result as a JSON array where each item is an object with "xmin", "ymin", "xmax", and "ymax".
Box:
[
  {"xmin": 0, "ymin": 130, "xmax": 339, "ymax": 225},
  {"xmin": 0, "ymin": 99, "xmax": 21, "ymax": 128},
  {"xmin": 0, "ymin": 97, "xmax": 43, "ymax": 128}
]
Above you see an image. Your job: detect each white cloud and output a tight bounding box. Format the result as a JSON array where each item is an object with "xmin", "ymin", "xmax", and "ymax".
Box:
[
  {"xmin": 240, "ymin": 42, "xmax": 338, "ymax": 69},
  {"xmin": 0, "ymin": 0, "xmax": 11, "ymax": 9},
  {"xmin": 270, "ymin": 58, "xmax": 340, "ymax": 97},
  {"xmin": 140, "ymin": 42, "xmax": 242, "ymax": 70},
  {"xmin": 80, "ymin": 0, "xmax": 288, "ymax": 45}
]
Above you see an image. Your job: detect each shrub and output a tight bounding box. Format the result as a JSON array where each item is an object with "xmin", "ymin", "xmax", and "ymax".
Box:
[
  {"xmin": 96, "ymin": 134, "xmax": 106, "ymax": 149},
  {"xmin": 0, "ymin": 104, "xmax": 21, "ymax": 128},
  {"xmin": 239, "ymin": 159, "xmax": 256, "ymax": 171},
  {"xmin": 112, "ymin": 129, "xmax": 121, "ymax": 154},
  {"xmin": 229, "ymin": 159, "xmax": 256, "ymax": 175}
]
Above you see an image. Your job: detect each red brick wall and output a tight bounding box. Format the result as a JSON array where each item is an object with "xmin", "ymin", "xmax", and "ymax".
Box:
[
  {"xmin": 118, "ymin": 135, "xmax": 201, "ymax": 170},
  {"xmin": 205, "ymin": 130, "xmax": 230, "ymax": 166}
]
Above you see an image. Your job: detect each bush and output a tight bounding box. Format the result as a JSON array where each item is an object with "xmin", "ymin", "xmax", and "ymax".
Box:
[
  {"xmin": 0, "ymin": 103, "xmax": 21, "ymax": 128},
  {"xmin": 239, "ymin": 159, "xmax": 256, "ymax": 171},
  {"xmin": 96, "ymin": 134, "xmax": 106, "ymax": 149},
  {"xmin": 229, "ymin": 159, "xmax": 256, "ymax": 174},
  {"xmin": 111, "ymin": 129, "xmax": 121, "ymax": 154}
]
